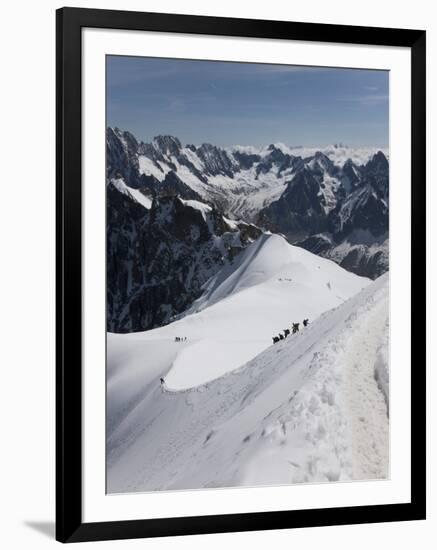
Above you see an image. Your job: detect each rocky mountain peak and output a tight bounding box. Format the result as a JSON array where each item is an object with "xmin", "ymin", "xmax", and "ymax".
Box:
[
  {"xmin": 361, "ymin": 151, "xmax": 389, "ymax": 200},
  {"xmin": 107, "ymin": 186, "xmax": 262, "ymax": 332},
  {"xmin": 366, "ymin": 150, "xmax": 389, "ymax": 173},
  {"xmin": 152, "ymin": 135, "xmax": 182, "ymax": 156},
  {"xmin": 314, "ymin": 150, "xmax": 334, "ymax": 167},
  {"xmin": 106, "ymin": 127, "xmax": 389, "ymax": 285},
  {"xmin": 106, "ymin": 127, "xmax": 141, "ymax": 187},
  {"xmin": 113, "ymin": 127, "xmax": 139, "ymax": 151},
  {"xmin": 196, "ymin": 143, "xmax": 236, "ymax": 177}
]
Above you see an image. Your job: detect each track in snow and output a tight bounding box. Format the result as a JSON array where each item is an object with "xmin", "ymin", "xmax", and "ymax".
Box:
[{"xmin": 107, "ymin": 274, "xmax": 389, "ymax": 493}]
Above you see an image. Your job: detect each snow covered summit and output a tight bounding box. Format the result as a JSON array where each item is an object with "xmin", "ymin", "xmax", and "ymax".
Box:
[
  {"xmin": 185, "ymin": 232, "xmax": 368, "ymax": 316},
  {"xmin": 110, "ymin": 233, "xmax": 369, "ymax": 391}
]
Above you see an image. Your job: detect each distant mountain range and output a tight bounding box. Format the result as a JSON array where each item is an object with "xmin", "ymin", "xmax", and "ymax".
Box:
[{"xmin": 107, "ymin": 127, "xmax": 389, "ymax": 332}]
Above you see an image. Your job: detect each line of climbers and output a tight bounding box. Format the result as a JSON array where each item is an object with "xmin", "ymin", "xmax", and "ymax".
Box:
[
  {"xmin": 160, "ymin": 319, "xmax": 310, "ymax": 388},
  {"xmin": 272, "ymin": 318, "xmax": 309, "ymax": 344}
]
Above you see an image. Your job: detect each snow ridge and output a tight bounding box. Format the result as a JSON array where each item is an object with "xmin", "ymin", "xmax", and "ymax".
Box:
[{"xmin": 107, "ymin": 269, "xmax": 388, "ymax": 492}]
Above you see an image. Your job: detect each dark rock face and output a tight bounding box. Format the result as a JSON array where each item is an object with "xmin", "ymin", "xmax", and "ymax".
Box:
[
  {"xmin": 259, "ymin": 151, "xmax": 389, "ymax": 279},
  {"xmin": 313, "ymin": 151, "xmax": 337, "ymax": 173},
  {"xmin": 339, "ymin": 244, "xmax": 388, "ymax": 279},
  {"xmin": 253, "ymin": 145, "xmax": 308, "ymax": 179},
  {"xmin": 258, "ymin": 168, "xmax": 328, "ymax": 241},
  {"xmin": 298, "ymin": 232, "xmax": 388, "ymax": 280},
  {"xmin": 196, "ymin": 143, "xmax": 236, "ymax": 177},
  {"xmin": 295, "ymin": 233, "xmax": 333, "ymax": 256},
  {"xmin": 330, "ymin": 184, "xmax": 388, "ymax": 239},
  {"xmin": 232, "ymin": 151, "xmax": 261, "ymax": 170},
  {"xmin": 106, "ymin": 127, "xmax": 142, "ymax": 188},
  {"xmin": 259, "ymin": 150, "xmax": 388, "ymax": 241},
  {"xmin": 143, "ymin": 171, "xmax": 204, "ymax": 202},
  {"xmin": 256, "ymin": 146, "xmax": 288, "ymax": 177},
  {"xmin": 107, "ymin": 182, "xmax": 149, "ymax": 332},
  {"xmin": 361, "ymin": 150, "xmax": 389, "ymax": 200},
  {"xmin": 341, "ymin": 158, "xmax": 361, "ymax": 191},
  {"xmin": 152, "ymin": 135, "xmax": 182, "ymax": 157},
  {"xmin": 107, "ymin": 186, "xmax": 261, "ymax": 333}
]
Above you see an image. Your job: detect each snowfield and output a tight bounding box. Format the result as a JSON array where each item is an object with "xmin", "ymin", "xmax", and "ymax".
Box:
[
  {"xmin": 111, "ymin": 234, "xmax": 369, "ymax": 391},
  {"xmin": 110, "ymin": 177, "xmax": 153, "ymax": 209},
  {"xmin": 107, "ymin": 237, "xmax": 389, "ymax": 493}
]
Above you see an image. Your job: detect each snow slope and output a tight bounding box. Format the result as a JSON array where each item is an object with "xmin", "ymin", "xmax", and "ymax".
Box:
[
  {"xmin": 110, "ymin": 177, "xmax": 152, "ymax": 209},
  {"xmin": 114, "ymin": 234, "xmax": 369, "ymax": 390},
  {"xmin": 207, "ymin": 168, "xmax": 290, "ymax": 221},
  {"xmin": 107, "ymin": 273, "xmax": 389, "ymax": 493}
]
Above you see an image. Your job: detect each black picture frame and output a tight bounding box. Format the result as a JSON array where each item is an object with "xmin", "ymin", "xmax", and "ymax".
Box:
[{"xmin": 56, "ymin": 6, "xmax": 426, "ymax": 543}]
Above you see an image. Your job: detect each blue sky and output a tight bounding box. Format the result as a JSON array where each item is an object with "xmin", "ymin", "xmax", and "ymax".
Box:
[{"xmin": 107, "ymin": 56, "xmax": 389, "ymax": 148}]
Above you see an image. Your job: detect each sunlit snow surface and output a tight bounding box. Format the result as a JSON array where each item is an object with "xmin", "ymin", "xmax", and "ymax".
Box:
[
  {"xmin": 106, "ymin": 235, "xmax": 389, "ymax": 493},
  {"xmin": 111, "ymin": 177, "xmax": 152, "ymax": 209}
]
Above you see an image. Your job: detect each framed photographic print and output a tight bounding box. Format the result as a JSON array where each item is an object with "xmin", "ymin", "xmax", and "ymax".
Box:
[{"xmin": 56, "ymin": 7, "xmax": 426, "ymax": 543}]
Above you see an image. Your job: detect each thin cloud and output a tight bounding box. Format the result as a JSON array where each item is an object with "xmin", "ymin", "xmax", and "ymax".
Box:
[
  {"xmin": 108, "ymin": 56, "xmax": 388, "ymax": 146},
  {"xmin": 338, "ymin": 94, "xmax": 388, "ymax": 105}
]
